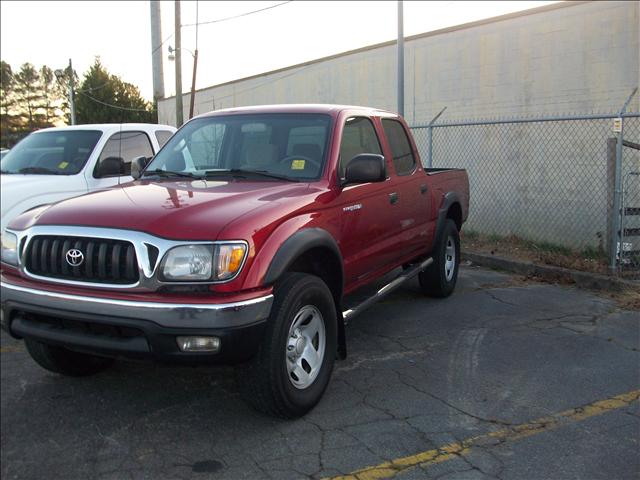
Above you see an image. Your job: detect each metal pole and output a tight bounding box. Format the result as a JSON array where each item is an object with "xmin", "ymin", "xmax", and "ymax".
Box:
[
  {"xmin": 426, "ymin": 106, "xmax": 446, "ymax": 168},
  {"xmin": 189, "ymin": 50, "xmax": 198, "ymax": 119},
  {"xmin": 609, "ymin": 88, "xmax": 637, "ymax": 273},
  {"xmin": 174, "ymin": 0, "xmax": 184, "ymax": 127},
  {"xmin": 68, "ymin": 58, "xmax": 76, "ymax": 125},
  {"xmin": 427, "ymin": 127, "xmax": 432, "ymax": 168},
  {"xmin": 397, "ymin": 1, "xmax": 404, "ymax": 117},
  {"xmin": 188, "ymin": 0, "xmax": 198, "ymax": 120},
  {"xmin": 610, "ymin": 119, "xmax": 624, "ymax": 273},
  {"xmin": 150, "ymin": 0, "xmax": 165, "ymax": 101}
]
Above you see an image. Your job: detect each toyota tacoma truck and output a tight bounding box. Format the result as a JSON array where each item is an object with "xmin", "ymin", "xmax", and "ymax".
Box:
[{"xmin": 1, "ymin": 105, "xmax": 469, "ymax": 418}]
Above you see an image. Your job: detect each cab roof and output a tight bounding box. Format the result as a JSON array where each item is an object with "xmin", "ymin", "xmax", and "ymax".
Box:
[
  {"xmin": 31, "ymin": 124, "xmax": 175, "ymax": 134},
  {"xmin": 197, "ymin": 104, "xmax": 398, "ymax": 119}
]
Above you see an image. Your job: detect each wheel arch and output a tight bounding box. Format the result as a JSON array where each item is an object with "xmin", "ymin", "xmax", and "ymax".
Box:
[
  {"xmin": 434, "ymin": 192, "xmax": 463, "ymax": 245},
  {"xmin": 263, "ymin": 228, "xmax": 346, "ymax": 359}
]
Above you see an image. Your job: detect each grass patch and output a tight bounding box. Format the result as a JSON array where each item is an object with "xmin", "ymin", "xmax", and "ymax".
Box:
[{"xmin": 461, "ymin": 229, "xmax": 610, "ymax": 274}]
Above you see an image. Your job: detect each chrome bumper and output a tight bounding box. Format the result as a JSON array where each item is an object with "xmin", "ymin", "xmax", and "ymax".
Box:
[{"xmin": 0, "ymin": 281, "xmax": 273, "ymax": 330}]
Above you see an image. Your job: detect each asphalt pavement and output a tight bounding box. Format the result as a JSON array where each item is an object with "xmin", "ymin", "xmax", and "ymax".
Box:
[{"xmin": 1, "ymin": 265, "xmax": 638, "ymax": 480}]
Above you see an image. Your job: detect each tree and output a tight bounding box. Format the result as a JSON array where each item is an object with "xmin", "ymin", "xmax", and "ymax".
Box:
[
  {"xmin": 75, "ymin": 58, "xmax": 155, "ymax": 124},
  {"xmin": 14, "ymin": 63, "xmax": 42, "ymax": 130},
  {"xmin": 0, "ymin": 61, "xmax": 19, "ymax": 148},
  {"xmin": 39, "ymin": 65, "xmax": 59, "ymax": 125}
]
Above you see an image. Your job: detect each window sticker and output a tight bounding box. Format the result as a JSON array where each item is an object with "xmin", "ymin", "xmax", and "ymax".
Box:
[{"xmin": 291, "ymin": 159, "xmax": 305, "ymax": 170}]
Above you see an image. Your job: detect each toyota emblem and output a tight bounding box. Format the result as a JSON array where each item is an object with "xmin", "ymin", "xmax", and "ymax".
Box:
[{"xmin": 66, "ymin": 249, "xmax": 84, "ymax": 267}]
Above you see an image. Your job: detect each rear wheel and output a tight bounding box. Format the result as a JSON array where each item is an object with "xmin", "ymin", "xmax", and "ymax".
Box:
[
  {"xmin": 24, "ymin": 338, "xmax": 114, "ymax": 376},
  {"xmin": 419, "ymin": 219, "xmax": 460, "ymax": 297},
  {"xmin": 240, "ymin": 273, "xmax": 337, "ymax": 418}
]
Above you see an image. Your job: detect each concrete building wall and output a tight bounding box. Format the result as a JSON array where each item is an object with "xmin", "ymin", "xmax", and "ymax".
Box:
[
  {"xmin": 159, "ymin": 1, "xmax": 639, "ymax": 126},
  {"xmin": 157, "ymin": 1, "xmax": 639, "ymax": 250}
]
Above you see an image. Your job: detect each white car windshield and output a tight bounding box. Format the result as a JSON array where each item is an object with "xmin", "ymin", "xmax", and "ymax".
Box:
[
  {"xmin": 1, "ymin": 130, "xmax": 102, "ymax": 175},
  {"xmin": 144, "ymin": 114, "xmax": 332, "ymax": 181}
]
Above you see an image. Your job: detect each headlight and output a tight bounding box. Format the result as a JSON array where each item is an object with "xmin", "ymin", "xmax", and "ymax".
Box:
[
  {"xmin": 160, "ymin": 242, "xmax": 247, "ymax": 282},
  {"xmin": 0, "ymin": 231, "xmax": 18, "ymax": 266}
]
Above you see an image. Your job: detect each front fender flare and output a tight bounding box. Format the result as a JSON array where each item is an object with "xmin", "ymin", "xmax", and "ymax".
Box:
[{"xmin": 263, "ymin": 228, "xmax": 343, "ymax": 287}]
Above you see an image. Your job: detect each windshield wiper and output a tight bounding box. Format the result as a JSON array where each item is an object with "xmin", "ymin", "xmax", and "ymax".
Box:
[
  {"xmin": 143, "ymin": 169, "xmax": 202, "ymax": 179},
  {"xmin": 17, "ymin": 167, "xmax": 63, "ymax": 175},
  {"xmin": 205, "ymin": 169, "xmax": 294, "ymax": 182}
]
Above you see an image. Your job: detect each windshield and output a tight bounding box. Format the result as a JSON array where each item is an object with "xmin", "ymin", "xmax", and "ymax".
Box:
[
  {"xmin": 145, "ymin": 113, "xmax": 332, "ymax": 181},
  {"xmin": 1, "ymin": 130, "xmax": 102, "ymax": 175}
]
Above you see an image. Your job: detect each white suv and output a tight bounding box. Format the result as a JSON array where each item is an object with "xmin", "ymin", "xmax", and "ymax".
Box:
[{"xmin": 0, "ymin": 123, "xmax": 176, "ymax": 232}]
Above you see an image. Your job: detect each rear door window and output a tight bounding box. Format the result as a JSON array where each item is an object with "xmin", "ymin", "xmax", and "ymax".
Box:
[
  {"xmin": 154, "ymin": 130, "xmax": 174, "ymax": 149},
  {"xmin": 94, "ymin": 131, "xmax": 154, "ymax": 177},
  {"xmin": 381, "ymin": 119, "xmax": 416, "ymax": 176}
]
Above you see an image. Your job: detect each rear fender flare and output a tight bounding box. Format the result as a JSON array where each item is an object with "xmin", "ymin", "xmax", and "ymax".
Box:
[{"xmin": 434, "ymin": 192, "xmax": 462, "ymax": 244}]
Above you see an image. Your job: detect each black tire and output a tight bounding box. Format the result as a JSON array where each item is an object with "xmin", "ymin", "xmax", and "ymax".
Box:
[
  {"xmin": 419, "ymin": 219, "xmax": 460, "ymax": 298},
  {"xmin": 240, "ymin": 273, "xmax": 337, "ymax": 418},
  {"xmin": 24, "ymin": 338, "xmax": 115, "ymax": 377}
]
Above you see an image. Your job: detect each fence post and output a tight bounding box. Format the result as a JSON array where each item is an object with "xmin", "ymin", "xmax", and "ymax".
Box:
[
  {"xmin": 426, "ymin": 106, "xmax": 447, "ymax": 169},
  {"xmin": 427, "ymin": 126, "xmax": 433, "ymax": 168},
  {"xmin": 609, "ymin": 118, "xmax": 624, "ymax": 273},
  {"xmin": 609, "ymin": 88, "xmax": 638, "ymax": 273}
]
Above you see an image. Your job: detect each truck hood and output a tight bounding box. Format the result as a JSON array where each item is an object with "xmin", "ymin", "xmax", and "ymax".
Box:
[
  {"xmin": 13, "ymin": 179, "xmax": 312, "ymax": 240},
  {"xmin": 2, "ymin": 174, "xmax": 79, "ymax": 214}
]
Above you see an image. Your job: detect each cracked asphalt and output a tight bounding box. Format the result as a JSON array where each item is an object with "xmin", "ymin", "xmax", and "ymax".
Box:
[{"xmin": 1, "ymin": 265, "xmax": 639, "ymax": 480}]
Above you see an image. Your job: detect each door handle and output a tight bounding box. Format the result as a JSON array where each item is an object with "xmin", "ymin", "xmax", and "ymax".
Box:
[
  {"xmin": 389, "ymin": 192, "xmax": 399, "ymax": 205},
  {"xmin": 420, "ymin": 184, "xmax": 428, "ymax": 194}
]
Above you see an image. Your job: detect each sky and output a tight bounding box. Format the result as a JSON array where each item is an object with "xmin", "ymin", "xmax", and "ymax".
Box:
[{"xmin": 0, "ymin": 1, "xmax": 557, "ymax": 101}]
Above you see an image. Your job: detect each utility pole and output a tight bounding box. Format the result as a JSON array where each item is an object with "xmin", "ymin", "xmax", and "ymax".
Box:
[
  {"xmin": 189, "ymin": 50, "xmax": 199, "ymax": 119},
  {"xmin": 397, "ymin": 1, "xmax": 404, "ymax": 116},
  {"xmin": 150, "ymin": 1, "xmax": 165, "ymax": 102},
  {"xmin": 189, "ymin": 0, "xmax": 199, "ymax": 120},
  {"xmin": 68, "ymin": 58, "xmax": 76, "ymax": 125},
  {"xmin": 174, "ymin": 0, "xmax": 184, "ymax": 127}
]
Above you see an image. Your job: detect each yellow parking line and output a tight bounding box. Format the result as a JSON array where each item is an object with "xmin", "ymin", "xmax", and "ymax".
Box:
[
  {"xmin": 0, "ymin": 345, "xmax": 23, "ymax": 353},
  {"xmin": 327, "ymin": 390, "xmax": 640, "ymax": 480}
]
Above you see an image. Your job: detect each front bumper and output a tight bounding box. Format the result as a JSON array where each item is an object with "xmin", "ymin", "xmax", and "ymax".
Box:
[{"xmin": 0, "ymin": 280, "xmax": 273, "ymax": 364}]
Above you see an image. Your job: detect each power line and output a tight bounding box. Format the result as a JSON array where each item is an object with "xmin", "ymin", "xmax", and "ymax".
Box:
[
  {"xmin": 77, "ymin": 90, "xmax": 152, "ymax": 112},
  {"xmin": 151, "ymin": 32, "xmax": 174, "ymax": 55},
  {"xmin": 76, "ymin": 82, "xmax": 110, "ymax": 94},
  {"xmin": 182, "ymin": 1, "xmax": 293, "ymax": 28},
  {"xmin": 197, "ymin": 61, "xmax": 313, "ymax": 108}
]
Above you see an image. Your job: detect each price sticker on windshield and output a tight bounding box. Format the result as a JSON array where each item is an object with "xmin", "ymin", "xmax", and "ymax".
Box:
[{"xmin": 291, "ymin": 159, "xmax": 306, "ymax": 170}]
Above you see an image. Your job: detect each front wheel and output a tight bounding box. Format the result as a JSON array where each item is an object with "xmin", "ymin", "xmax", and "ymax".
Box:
[
  {"xmin": 240, "ymin": 273, "xmax": 337, "ymax": 418},
  {"xmin": 419, "ymin": 219, "xmax": 460, "ymax": 297}
]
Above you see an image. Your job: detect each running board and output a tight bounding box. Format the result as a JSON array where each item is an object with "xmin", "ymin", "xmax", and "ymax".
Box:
[{"xmin": 342, "ymin": 257, "xmax": 433, "ymax": 324}]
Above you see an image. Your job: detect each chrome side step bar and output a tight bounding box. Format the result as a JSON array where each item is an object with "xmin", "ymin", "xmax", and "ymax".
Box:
[{"xmin": 342, "ymin": 257, "xmax": 433, "ymax": 323}]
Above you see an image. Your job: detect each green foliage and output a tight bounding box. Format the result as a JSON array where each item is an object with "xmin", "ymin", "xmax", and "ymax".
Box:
[
  {"xmin": 0, "ymin": 57, "xmax": 155, "ymax": 148},
  {"xmin": 1, "ymin": 61, "xmax": 66, "ymax": 148},
  {"xmin": 75, "ymin": 58, "xmax": 155, "ymax": 124}
]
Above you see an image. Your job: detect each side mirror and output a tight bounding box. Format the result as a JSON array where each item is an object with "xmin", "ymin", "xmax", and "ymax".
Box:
[
  {"xmin": 95, "ymin": 156, "xmax": 124, "ymax": 178},
  {"xmin": 131, "ymin": 156, "xmax": 150, "ymax": 180},
  {"xmin": 343, "ymin": 154, "xmax": 386, "ymax": 186}
]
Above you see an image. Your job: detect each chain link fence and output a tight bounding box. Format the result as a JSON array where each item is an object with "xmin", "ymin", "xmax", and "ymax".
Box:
[{"xmin": 411, "ymin": 104, "xmax": 639, "ymax": 279}]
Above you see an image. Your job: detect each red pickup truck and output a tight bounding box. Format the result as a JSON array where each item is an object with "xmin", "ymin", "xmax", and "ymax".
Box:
[{"xmin": 1, "ymin": 105, "xmax": 469, "ymax": 417}]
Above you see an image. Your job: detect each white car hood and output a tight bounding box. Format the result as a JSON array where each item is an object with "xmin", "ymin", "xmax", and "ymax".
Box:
[{"xmin": 1, "ymin": 174, "xmax": 87, "ymax": 231}]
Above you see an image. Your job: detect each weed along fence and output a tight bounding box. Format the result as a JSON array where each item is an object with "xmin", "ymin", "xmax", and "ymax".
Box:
[{"xmin": 410, "ymin": 91, "xmax": 640, "ymax": 276}]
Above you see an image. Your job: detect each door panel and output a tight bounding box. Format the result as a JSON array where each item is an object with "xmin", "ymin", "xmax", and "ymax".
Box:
[
  {"xmin": 334, "ymin": 116, "xmax": 400, "ymax": 285},
  {"xmin": 379, "ymin": 118, "xmax": 434, "ymax": 258}
]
